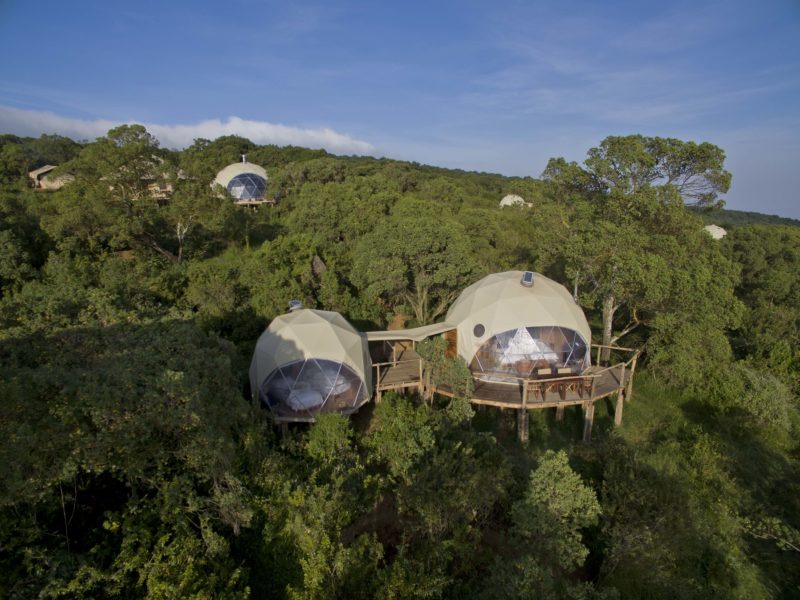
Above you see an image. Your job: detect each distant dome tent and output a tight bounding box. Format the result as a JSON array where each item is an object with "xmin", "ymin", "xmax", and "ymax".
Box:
[
  {"xmin": 499, "ymin": 194, "xmax": 530, "ymax": 208},
  {"xmin": 703, "ymin": 224, "xmax": 727, "ymax": 240},
  {"xmin": 445, "ymin": 271, "xmax": 591, "ymax": 382},
  {"xmin": 212, "ymin": 157, "xmax": 273, "ymax": 205},
  {"xmin": 249, "ymin": 308, "xmax": 372, "ymax": 422}
]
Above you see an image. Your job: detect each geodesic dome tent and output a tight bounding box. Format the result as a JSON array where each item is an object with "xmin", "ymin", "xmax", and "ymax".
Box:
[
  {"xmin": 213, "ymin": 159, "xmax": 268, "ymax": 202},
  {"xmin": 249, "ymin": 309, "xmax": 372, "ymax": 421},
  {"xmin": 703, "ymin": 224, "xmax": 727, "ymax": 240},
  {"xmin": 499, "ymin": 194, "xmax": 529, "ymax": 208},
  {"xmin": 445, "ymin": 271, "xmax": 591, "ymax": 382}
]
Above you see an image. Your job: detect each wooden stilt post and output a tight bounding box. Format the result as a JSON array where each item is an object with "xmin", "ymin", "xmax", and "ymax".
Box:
[
  {"xmin": 626, "ymin": 354, "xmax": 638, "ymax": 402},
  {"xmin": 418, "ymin": 359, "xmax": 423, "ymax": 398},
  {"xmin": 375, "ymin": 365, "xmax": 381, "ymax": 403},
  {"xmin": 583, "ymin": 402, "xmax": 595, "ymax": 443},
  {"xmin": 556, "ymin": 404, "xmax": 565, "ymax": 421},
  {"xmin": 518, "ymin": 382, "xmax": 529, "ymax": 443},
  {"xmin": 614, "ymin": 389, "xmax": 625, "ymax": 426},
  {"xmin": 518, "ymin": 409, "xmax": 529, "ymax": 443},
  {"xmin": 280, "ymin": 422, "xmax": 289, "ymax": 439}
]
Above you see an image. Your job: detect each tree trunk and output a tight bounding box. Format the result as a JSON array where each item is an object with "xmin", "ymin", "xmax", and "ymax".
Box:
[
  {"xmin": 176, "ymin": 222, "xmax": 189, "ymax": 264},
  {"xmin": 406, "ymin": 283, "xmax": 429, "ymax": 324},
  {"xmin": 572, "ymin": 270, "xmax": 580, "ymax": 300},
  {"xmin": 144, "ymin": 237, "xmax": 180, "ymax": 264},
  {"xmin": 600, "ymin": 294, "xmax": 616, "ymax": 365}
]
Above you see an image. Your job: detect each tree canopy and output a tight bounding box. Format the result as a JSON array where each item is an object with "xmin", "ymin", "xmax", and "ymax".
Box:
[
  {"xmin": 545, "ymin": 134, "xmax": 731, "ymax": 208},
  {"xmin": 0, "ymin": 127, "xmax": 798, "ymax": 598}
]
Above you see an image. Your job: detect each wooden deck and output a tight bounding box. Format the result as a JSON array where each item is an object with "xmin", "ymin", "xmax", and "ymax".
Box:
[
  {"xmin": 371, "ymin": 343, "xmax": 639, "ymax": 442},
  {"xmin": 469, "ymin": 368, "xmax": 622, "ymax": 408},
  {"xmin": 235, "ymin": 197, "xmax": 277, "ymax": 207},
  {"xmin": 372, "ymin": 347, "xmax": 626, "ymax": 406},
  {"xmin": 373, "ymin": 356, "xmax": 424, "ymax": 394}
]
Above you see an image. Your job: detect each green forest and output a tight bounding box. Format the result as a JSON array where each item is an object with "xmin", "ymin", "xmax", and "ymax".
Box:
[{"xmin": 1, "ymin": 127, "xmax": 799, "ymax": 598}]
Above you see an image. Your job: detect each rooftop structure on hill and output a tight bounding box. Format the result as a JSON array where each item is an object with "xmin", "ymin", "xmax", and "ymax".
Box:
[{"xmin": 28, "ymin": 165, "xmax": 74, "ymax": 190}]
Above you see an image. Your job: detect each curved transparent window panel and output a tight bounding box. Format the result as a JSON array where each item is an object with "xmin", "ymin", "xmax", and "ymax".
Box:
[
  {"xmin": 260, "ymin": 359, "xmax": 367, "ymax": 419},
  {"xmin": 470, "ymin": 326, "xmax": 588, "ymax": 381},
  {"xmin": 227, "ymin": 173, "xmax": 267, "ymax": 200}
]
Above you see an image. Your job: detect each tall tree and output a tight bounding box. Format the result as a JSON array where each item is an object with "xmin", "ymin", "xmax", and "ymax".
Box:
[
  {"xmin": 0, "ymin": 143, "xmax": 27, "ymax": 184},
  {"xmin": 545, "ymin": 134, "xmax": 731, "ymax": 208},
  {"xmin": 352, "ymin": 201, "xmax": 478, "ymax": 324},
  {"xmin": 480, "ymin": 450, "xmax": 601, "ymax": 599},
  {"xmin": 48, "ymin": 126, "xmax": 241, "ymax": 264},
  {"xmin": 724, "ymin": 225, "xmax": 800, "ymax": 389},
  {"xmin": 67, "ymin": 124, "xmax": 165, "ymax": 203},
  {"xmin": 546, "ymin": 137, "xmax": 738, "ymax": 361}
]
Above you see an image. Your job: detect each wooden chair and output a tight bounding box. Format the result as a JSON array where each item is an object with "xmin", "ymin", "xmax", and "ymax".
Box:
[
  {"xmin": 578, "ymin": 376, "xmax": 593, "ymax": 398},
  {"xmin": 527, "ymin": 380, "xmax": 544, "ymax": 402}
]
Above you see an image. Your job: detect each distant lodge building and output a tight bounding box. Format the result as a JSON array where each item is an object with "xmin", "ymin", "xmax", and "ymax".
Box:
[
  {"xmin": 213, "ymin": 156, "xmax": 275, "ymax": 206},
  {"xmin": 28, "ymin": 165, "xmax": 74, "ymax": 190},
  {"xmin": 147, "ymin": 179, "xmax": 173, "ymax": 200},
  {"xmin": 250, "ymin": 271, "xmax": 639, "ymax": 442},
  {"xmin": 29, "ymin": 156, "xmax": 276, "ymax": 207},
  {"xmin": 29, "ymin": 160, "xmax": 172, "ymax": 198}
]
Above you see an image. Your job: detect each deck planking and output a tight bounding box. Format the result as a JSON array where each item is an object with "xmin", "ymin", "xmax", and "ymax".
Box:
[
  {"xmin": 372, "ymin": 347, "xmax": 626, "ymax": 408},
  {"xmin": 372, "ymin": 347, "xmax": 424, "ymax": 392}
]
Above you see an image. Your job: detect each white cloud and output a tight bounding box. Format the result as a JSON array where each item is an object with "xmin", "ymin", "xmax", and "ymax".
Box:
[{"xmin": 0, "ymin": 105, "xmax": 375, "ymax": 155}]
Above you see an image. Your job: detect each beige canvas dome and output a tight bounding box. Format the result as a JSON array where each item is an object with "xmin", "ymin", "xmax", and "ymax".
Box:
[
  {"xmin": 212, "ymin": 159, "xmax": 269, "ymax": 201},
  {"xmin": 213, "ymin": 161, "xmax": 268, "ymax": 188},
  {"xmin": 445, "ymin": 271, "xmax": 592, "ymax": 379},
  {"xmin": 499, "ymin": 194, "xmax": 529, "ymax": 207},
  {"xmin": 249, "ymin": 309, "xmax": 371, "ymax": 420},
  {"xmin": 703, "ymin": 224, "xmax": 727, "ymax": 240}
]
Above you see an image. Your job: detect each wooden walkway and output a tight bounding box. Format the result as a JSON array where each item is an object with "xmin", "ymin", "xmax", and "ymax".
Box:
[{"xmin": 371, "ymin": 344, "xmax": 639, "ymax": 442}]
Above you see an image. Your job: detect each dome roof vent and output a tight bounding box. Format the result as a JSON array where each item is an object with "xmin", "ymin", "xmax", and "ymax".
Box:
[{"xmin": 520, "ymin": 271, "xmax": 535, "ymax": 287}]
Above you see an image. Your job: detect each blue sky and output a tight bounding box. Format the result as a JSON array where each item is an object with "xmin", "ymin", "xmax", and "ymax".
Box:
[{"xmin": 1, "ymin": 0, "xmax": 798, "ymax": 217}]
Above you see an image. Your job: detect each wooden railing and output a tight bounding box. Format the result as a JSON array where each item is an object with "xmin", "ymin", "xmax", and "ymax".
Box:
[
  {"xmin": 369, "ymin": 344, "xmax": 641, "ymax": 409},
  {"xmin": 518, "ymin": 346, "xmax": 640, "ymax": 407},
  {"xmin": 592, "ymin": 343, "xmax": 637, "ymax": 366},
  {"xmin": 371, "ymin": 339, "xmax": 416, "ymax": 367}
]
